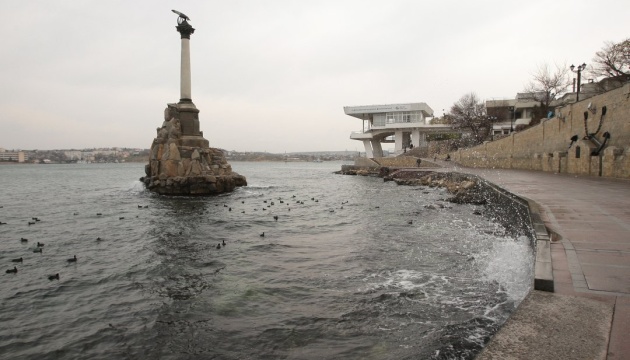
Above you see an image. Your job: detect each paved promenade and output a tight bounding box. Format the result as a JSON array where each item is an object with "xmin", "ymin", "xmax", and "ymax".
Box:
[{"xmin": 437, "ymin": 163, "xmax": 630, "ymax": 359}]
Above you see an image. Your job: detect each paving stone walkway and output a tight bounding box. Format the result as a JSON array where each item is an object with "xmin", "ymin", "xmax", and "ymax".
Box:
[{"xmin": 439, "ymin": 164, "xmax": 630, "ymax": 359}]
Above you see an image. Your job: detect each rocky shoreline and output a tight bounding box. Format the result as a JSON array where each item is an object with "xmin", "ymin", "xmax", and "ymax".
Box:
[
  {"xmin": 337, "ymin": 166, "xmax": 488, "ymax": 206},
  {"xmin": 337, "ymin": 166, "xmax": 535, "ymax": 239}
]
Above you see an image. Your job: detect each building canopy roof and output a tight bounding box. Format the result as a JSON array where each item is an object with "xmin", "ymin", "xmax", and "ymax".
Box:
[{"xmin": 343, "ymin": 102, "xmax": 433, "ymax": 120}]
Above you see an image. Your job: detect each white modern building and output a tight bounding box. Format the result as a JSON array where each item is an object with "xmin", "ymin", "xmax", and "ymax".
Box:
[{"xmin": 344, "ymin": 102, "xmax": 453, "ymax": 157}]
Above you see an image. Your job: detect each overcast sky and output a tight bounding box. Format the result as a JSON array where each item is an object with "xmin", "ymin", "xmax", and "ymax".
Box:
[{"xmin": 1, "ymin": 0, "xmax": 627, "ymax": 153}]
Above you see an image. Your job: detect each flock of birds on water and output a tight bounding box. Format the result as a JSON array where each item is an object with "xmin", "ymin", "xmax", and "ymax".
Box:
[
  {"xmin": 1, "ymin": 195, "xmax": 359, "ymax": 281},
  {"xmin": 206, "ymin": 194, "xmax": 351, "ymax": 249},
  {"xmin": 1, "ymin": 207, "xmax": 146, "ymax": 281},
  {"xmin": 3, "ymin": 215, "xmax": 81, "ymax": 280},
  {"xmin": 2, "ymin": 188, "xmax": 460, "ymax": 282}
]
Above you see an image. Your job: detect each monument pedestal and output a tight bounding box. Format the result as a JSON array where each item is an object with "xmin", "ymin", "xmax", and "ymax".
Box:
[{"xmin": 141, "ymin": 103, "xmax": 246, "ymax": 196}]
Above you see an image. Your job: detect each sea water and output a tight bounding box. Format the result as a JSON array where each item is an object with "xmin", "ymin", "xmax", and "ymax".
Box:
[{"xmin": 0, "ymin": 162, "xmax": 533, "ymax": 359}]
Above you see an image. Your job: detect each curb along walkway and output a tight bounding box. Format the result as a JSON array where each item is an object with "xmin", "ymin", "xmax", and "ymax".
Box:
[{"xmin": 437, "ymin": 163, "xmax": 630, "ymax": 359}]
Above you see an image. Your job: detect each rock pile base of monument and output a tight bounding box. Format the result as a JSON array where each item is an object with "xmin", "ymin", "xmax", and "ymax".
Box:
[{"xmin": 140, "ymin": 103, "xmax": 247, "ymax": 196}]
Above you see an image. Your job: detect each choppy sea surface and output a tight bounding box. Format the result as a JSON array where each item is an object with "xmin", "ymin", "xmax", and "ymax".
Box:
[{"xmin": 0, "ymin": 162, "xmax": 533, "ymax": 359}]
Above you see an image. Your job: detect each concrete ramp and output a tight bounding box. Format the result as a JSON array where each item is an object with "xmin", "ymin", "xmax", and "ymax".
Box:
[{"xmin": 477, "ymin": 290, "xmax": 612, "ymax": 360}]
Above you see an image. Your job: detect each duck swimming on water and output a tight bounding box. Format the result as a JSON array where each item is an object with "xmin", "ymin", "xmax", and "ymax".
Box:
[
  {"xmin": 48, "ymin": 273, "xmax": 60, "ymax": 281},
  {"xmin": 6, "ymin": 266, "xmax": 17, "ymax": 274},
  {"xmin": 67, "ymin": 255, "xmax": 77, "ymax": 263},
  {"xmin": 11, "ymin": 257, "xmax": 23, "ymax": 263}
]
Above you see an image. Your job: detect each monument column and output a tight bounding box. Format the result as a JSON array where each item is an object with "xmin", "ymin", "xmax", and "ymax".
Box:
[
  {"xmin": 174, "ymin": 12, "xmax": 200, "ymax": 137},
  {"xmin": 177, "ymin": 20, "xmax": 194, "ymax": 103}
]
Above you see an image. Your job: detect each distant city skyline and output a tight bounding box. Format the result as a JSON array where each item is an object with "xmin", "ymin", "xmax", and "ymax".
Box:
[
  {"xmin": 1, "ymin": 1, "xmax": 628, "ymax": 152},
  {"xmin": 0, "ymin": 146, "xmax": 360, "ymax": 155}
]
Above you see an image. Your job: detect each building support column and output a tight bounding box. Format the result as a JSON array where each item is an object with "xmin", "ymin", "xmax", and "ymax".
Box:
[
  {"xmin": 420, "ymin": 132, "xmax": 428, "ymax": 148},
  {"xmin": 395, "ymin": 130, "xmax": 404, "ymax": 154},
  {"xmin": 411, "ymin": 130, "xmax": 420, "ymax": 148},
  {"xmin": 371, "ymin": 140, "xmax": 383, "ymax": 158},
  {"xmin": 362, "ymin": 140, "xmax": 374, "ymax": 158}
]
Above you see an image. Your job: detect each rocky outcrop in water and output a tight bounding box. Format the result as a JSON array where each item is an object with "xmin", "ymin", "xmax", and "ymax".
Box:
[
  {"xmin": 384, "ymin": 170, "xmax": 487, "ymax": 205},
  {"xmin": 140, "ymin": 103, "xmax": 246, "ymax": 196},
  {"xmin": 335, "ymin": 165, "xmax": 380, "ymax": 176}
]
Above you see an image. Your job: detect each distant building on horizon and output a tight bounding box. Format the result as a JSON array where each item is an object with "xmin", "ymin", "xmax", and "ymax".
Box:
[{"xmin": 0, "ymin": 148, "xmax": 28, "ymax": 163}]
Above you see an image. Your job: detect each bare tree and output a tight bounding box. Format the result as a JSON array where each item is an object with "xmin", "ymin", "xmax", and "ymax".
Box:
[
  {"xmin": 590, "ymin": 38, "xmax": 630, "ymax": 79},
  {"xmin": 523, "ymin": 63, "xmax": 571, "ymax": 113},
  {"xmin": 449, "ymin": 92, "xmax": 489, "ymax": 144}
]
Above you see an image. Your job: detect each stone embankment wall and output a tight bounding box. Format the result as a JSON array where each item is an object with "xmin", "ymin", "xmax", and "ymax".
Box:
[
  {"xmin": 451, "ymin": 83, "xmax": 630, "ymax": 179},
  {"xmin": 374, "ymin": 156, "xmax": 423, "ymax": 167}
]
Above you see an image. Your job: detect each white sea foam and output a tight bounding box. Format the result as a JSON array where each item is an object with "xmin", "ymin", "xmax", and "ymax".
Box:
[
  {"xmin": 128, "ymin": 180, "xmax": 145, "ymax": 193},
  {"xmin": 476, "ymin": 235, "xmax": 534, "ymax": 302},
  {"xmin": 361, "ymin": 269, "xmax": 452, "ymax": 296}
]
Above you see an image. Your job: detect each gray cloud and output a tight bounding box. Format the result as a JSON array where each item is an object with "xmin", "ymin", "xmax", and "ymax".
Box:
[{"xmin": 1, "ymin": 0, "xmax": 628, "ymax": 152}]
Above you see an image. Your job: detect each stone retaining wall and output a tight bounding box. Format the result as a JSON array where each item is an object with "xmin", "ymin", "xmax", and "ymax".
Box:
[{"xmin": 451, "ymin": 83, "xmax": 630, "ymax": 179}]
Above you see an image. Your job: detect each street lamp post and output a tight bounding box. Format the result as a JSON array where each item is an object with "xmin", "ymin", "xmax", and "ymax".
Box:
[
  {"xmin": 508, "ymin": 106, "xmax": 515, "ymax": 133},
  {"xmin": 570, "ymin": 63, "xmax": 587, "ymax": 102}
]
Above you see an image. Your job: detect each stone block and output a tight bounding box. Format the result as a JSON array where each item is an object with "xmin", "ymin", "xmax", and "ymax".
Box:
[
  {"xmin": 535, "ymin": 240, "xmax": 554, "ymax": 292},
  {"xmin": 168, "ymin": 143, "xmax": 181, "ymax": 161},
  {"xmin": 182, "ymin": 158, "xmax": 191, "ymax": 176},
  {"xmin": 164, "ymin": 160, "xmax": 180, "ymax": 177},
  {"xmin": 150, "ymin": 144, "xmax": 157, "ymax": 160},
  {"xmin": 181, "ymin": 135, "xmax": 209, "ymax": 148},
  {"xmin": 157, "ymin": 144, "xmax": 164, "ymax": 160},
  {"xmin": 182, "ymin": 150, "xmax": 194, "ymax": 159},
  {"xmin": 150, "ymin": 160, "xmax": 159, "ymax": 177},
  {"xmin": 590, "ymin": 156, "xmax": 601, "ymax": 177},
  {"xmin": 190, "ymin": 159, "xmax": 202, "ymax": 176}
]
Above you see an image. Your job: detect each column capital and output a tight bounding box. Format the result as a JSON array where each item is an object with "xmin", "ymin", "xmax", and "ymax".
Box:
[{"xmin": 176, "ymin": 20, "xmax": 195, "ymax": 39}]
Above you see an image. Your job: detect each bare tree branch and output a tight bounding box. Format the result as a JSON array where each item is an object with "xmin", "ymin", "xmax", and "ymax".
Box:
[
  {"xmin": 449, "ymin": 92, "xmax": 489, "ymax": 144},
  {"xmin": 590, "ymin": 38, "xmax": 630, "ymax": 79},
  {"xmin": 523, "ymin": 62, "xmax": 570, "ymax": 123},
  {"xmin": 524, "ymin": 63, "xmax": 571, "ymax": 102}
]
